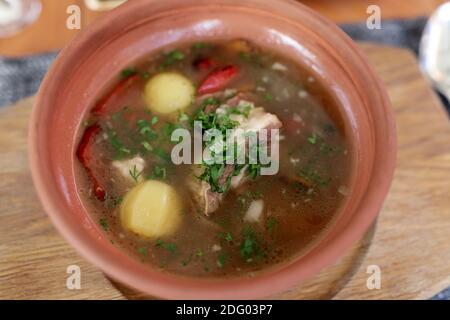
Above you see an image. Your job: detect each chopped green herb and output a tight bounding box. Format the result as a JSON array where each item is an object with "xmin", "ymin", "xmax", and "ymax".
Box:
[
  {"xmin": 199, "ymin": 163, "xmax": 229, "ymax": 193},
  {"xmin": 178, "ymin": 111, "xmax": 190, "ymax": 122},
  {"xmin": 111, "ymin": 106, "xmax": 130, "ymax": 122},
  {"xmin": 106, "ymin": 195, "xmax": 123, "ymax": 208},
  {"xmin": 155, "ymin": 239, "xmax": 177, "ymax": 254},
  {"xmin": 266, "ymin": 217, "xmax": 278, "ymax": 234},
  {"xmin": 137, "ymin": 247, "xmax": 148, "ymax": 257},
  {"xmin": 225, "ymin": 232, "xmax": 233, "ymax": 243},
  {"xmin": 239, "ymin": 52, "xmax": 251, "ymax": 61},
  {"xmin": 129, "ymin": 165, "xmax": 143, "ymax": 183},
  {"xmin": 153, "ymin": 147, "xmax": 171, "ymax": 163},
  {"xmin": 319, "ymin": 142, "xmax": 333, "ymax": 155},
  {"xmin": 298, "ymin": 165, "xmax": 331, "ymax": 186},
  {"xmin": 239, "ymin": 226, "xmax": 264, "ymax": 263},
  {"xmin": 141, "ymin": 141, "xmax": 153, "ymax": 152},
  {"xmin": 107, "ymin": 128, "xmax": 132, "ymax": 159},
  {"xmin": 194, "ymin": 96, "xmax": 267, "ymax": 192},
  {"xmin": 196, "ymin": 249, "xmax": 204, "ymax": 257},
  {"xmin": 120, "ymin": 68, "xmax": 137, "ymax": 79},
  {"xmin": 149, "ymin": 165, "xmax": 166, "ymax": 180},
  {"xmin": 99, "ymin": 218, "xmax": 109, "ymax": 232},
  {"xmin": 247, "ymin": 163, "xmax": 263, "ymax": 179},
  {"xmin": 162, "ymin": 50, "xmax": 185, "ymax": 67},
  {"xmin": 229, "ymin": 102, "xmax": 252, "ymax": 118},
  {"xmin": 181, "ymin": 253, "xmax": 193, "ymax": 267},
  {"xmin": 217, "ymin": 253, "xmax": 227, "ymax": 268},
  {"xmin": 263, "ymin": 93, "xmax": 274, "ymax": 102},
  {"xmin": 137, "ymin": 119, "xmax": 158, "ymax": 141},
  {"xmin": 163, "ymin": 122, "xmax": 182, "ymax": 139},
  {"xmin": 248, "ymin": 190, "xmax": 262, "ymax": 199},
  {"xmin": 218, "ymin": 232, "xmax": 233, "ymax": 243},
  {"xmin": 192, "ymin": 42, "xmax": 210, "ymax": 50},
  {"xmin": 141, "ymin": 71, "xmax": 151, "ymax": 80},
  {"xmin": 307, "ymin": 133, "xmax": 318, "ymax": 145}
]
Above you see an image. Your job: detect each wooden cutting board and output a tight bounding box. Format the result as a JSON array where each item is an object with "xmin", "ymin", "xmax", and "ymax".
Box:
[{"xmin": 1, "ymin": 43, "xmax": 449, "ymax": 300}]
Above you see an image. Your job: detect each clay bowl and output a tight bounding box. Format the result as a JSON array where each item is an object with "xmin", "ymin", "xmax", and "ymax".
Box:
[{"xmin": 29, "ymin": 0, "xmax": 396, "ymax": 299}]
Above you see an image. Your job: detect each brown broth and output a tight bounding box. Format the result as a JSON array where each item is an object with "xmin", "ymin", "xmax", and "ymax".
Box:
[{"xmin": 76, "ymin": 40, "xmax": 352, "ymax": 278}]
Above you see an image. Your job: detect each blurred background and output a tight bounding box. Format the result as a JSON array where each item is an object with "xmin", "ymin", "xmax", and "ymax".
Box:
[
  {"xmin": 0, "ymin": 0, "xmax": 446, "ymax": 56},
  {"xmin": 0, "ymin": 0, "xmax": 448, "ymax": 300}
]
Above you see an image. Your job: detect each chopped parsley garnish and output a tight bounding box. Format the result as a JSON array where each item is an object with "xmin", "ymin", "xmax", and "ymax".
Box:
[
  {"xmin": 105, "ymin": 195, "xmax": 123, "ymax": 208},
  {"xmin": 137, "ymin": 247, "xmax": 148, "ymax": 257},
  {"xmin": 141, "ymin": 71, "xmax": 151, "ymax": 80},
  {"xmin": 218, "ymin": 232, "xmax": 233, "ymax": 243},
  {"xmin": 141, "ymin": 141, "xmax": 153, "ymax": 152},
  {"xmin": 306, "ymin": 132, "xmax": 336, "ymax": 155},
  {"xmin": 99, "ymin": 218, "xmax": 109, "ymax": 232},
  {"xmin": 229, "ymin": 101, "xmax": 252, "ymax": 118},
  {"xmin": 196, "ymin": 249, "xmax": 204, "ymax": 257},
  {"xmin": 163, "ymin": 122, "xmax": 182, "ymax": 140},
  {"xmin": 239, "ymin": 226, "xmax": 264, "ymax": 263},
  {"xmin": 137, "ymin": 119, "xmax": 158, "ymax": 141},
  {"xmin": 120, "ymin": 67, "xmax": 137, "ymax": 79},
  {"xmin": 153, "ymin": 147, "xmax": 171, "ymax": 163},
  {"xmin": 149, "ymin": 165, "xmax": 166, "ymax": 180},
  {"xmin": 106, "ymin": 128, "xmax": 132, "ymax": 159},
  {"xmin": 298, "ymin": 165, "xmax": 331, "ymax": 186},
  {"xmin": 266, "ymin": 217, "xmax": 278, "ymax": 234},
  {"xmin": 225, "ymin": 232, "xmax": 233, "ymax": 243},
  {"xmin": 162, "ymin": 50, "xmax": 185, "ymax": 67},
  {"xmin": 247, "ymin": 163, "xmax": 264, "ymax": 179},
  {"xmin": 199, "ymin": 163, "xmax": 224, "ymax": 192},
  {"xmin": 129, "ymin": 165, "xmax": 143, "ymax": 183},
  {"xmin": 239, "ymin": 52, "xmax": 252, "ymax": 61},
  {"xmin": 263, "ymin": 93, "xmax": 274, "ymax": 102},
  {"xmin": 307, "ymin": 133, "xmax": 318, "ymax": 145},
  {"xmin": 181, "ymin": 253, "xmax": 193, "ymax": 267},
  {"xmin": 192, "ymin": 42, "xmax": 210, "ymax": 50},
  {"xmin": 193, "ymin": 97, "xmax": 269, "ymax": 193},
  {"xmin": 111, "ymin": 107, "xmax": 129, "ymax": 122},
  {"xmin": 155, "ymin": 239, "xmax": 177, "ymax": 254},
  {"xmin": 217, "ymin": 253, "xmax": 227, "ymax": 268},
  {"xmin": 178, "ymin": 111, "xmax": 190, "ymax": 122}
]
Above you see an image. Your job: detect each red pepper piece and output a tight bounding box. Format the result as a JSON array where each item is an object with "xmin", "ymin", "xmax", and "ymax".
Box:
[
  {"xmin": 91, "ymin": 74, "xmax": 139, "ymax": 115},
  {"xmin": 193, "ymin": 57, "xmax": 216, "ymax": 71},
  {"xmin": 76, "ymin": 123, "xmax": 106, "ymax": 201},
  {"xmin": 197, "ymin": 65, "xmax": 238, "ymax": 95}
]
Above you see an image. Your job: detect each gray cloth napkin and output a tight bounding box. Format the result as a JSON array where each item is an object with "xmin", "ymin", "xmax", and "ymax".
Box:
[
  {"xmin": 0, "ymin": 51, "xmax": 57, "ymax": 107},
  {"xmin": 0, "ymin": 17, "xmax": 448, "ymax": 300},
  {"xmin": 341, "ymin": 17, "xmax": 428, "ymax": 55}
]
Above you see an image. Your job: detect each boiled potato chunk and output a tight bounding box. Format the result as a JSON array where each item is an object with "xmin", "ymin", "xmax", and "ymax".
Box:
[
  {"xmin": 144, "ymin": 72, "xmax": 195, "ymax": 114},
  {"xmin": 120, "ymin": 180, "xmax": 182, "ymax": 238}
]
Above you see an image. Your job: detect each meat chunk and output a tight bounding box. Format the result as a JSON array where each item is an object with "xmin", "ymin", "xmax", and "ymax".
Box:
[
  {"xmin": 188, "ymin": 94, "xmax": 282, "ymax": 215},
  {"xmin": 112, "ymin": 156, "xmax": 145, "ymax": 184},
  {"xmin": 188, "ymin": 165, "xmax": 234, "ymax": 215}
]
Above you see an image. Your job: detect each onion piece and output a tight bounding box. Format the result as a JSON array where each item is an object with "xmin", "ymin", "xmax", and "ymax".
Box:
[{"xmin": 244, "ymin": 200, "xmax": 264, "ymax": 223}]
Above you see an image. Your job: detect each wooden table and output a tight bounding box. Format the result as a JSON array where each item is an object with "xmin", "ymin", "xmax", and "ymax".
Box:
[
  {"xmin": 0, "ymin": 43, "xmax": 449, "ymax": 299},
  {"xmin": 0, "ymin": 0, "xmax": 448, "ymax": 57}
]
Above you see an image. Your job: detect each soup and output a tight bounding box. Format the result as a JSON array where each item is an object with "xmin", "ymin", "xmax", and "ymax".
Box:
[{"xmin": 76, "ymin": 39, "xmax": 352, "ymax": 277}]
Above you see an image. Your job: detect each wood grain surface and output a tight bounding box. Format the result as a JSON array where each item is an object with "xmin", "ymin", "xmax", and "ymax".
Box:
[{"xmin": 0, "ymin": 43, "xmax": 449, "ymax": 300}]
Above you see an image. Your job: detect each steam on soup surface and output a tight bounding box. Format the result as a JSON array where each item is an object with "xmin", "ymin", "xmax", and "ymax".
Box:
[{"xmin": 76, "ymin": 39, "xmax": 352, "ymax": 277}]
